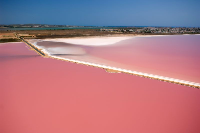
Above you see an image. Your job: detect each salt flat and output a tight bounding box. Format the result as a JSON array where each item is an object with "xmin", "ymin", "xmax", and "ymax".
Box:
[{"xmin": 43, "ymin": 36, "xmax": 133, "ymax": 46}]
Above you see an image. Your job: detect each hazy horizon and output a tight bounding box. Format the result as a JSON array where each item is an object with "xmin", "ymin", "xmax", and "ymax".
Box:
[{"xmin": 1, "ymin": 24, "xmax": 199, "ymax": 28}]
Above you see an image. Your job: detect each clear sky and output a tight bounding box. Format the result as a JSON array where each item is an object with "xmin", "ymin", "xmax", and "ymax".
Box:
[{"xmin": 0, "ymin": 0, "xmax": 199, "ymax": 27}]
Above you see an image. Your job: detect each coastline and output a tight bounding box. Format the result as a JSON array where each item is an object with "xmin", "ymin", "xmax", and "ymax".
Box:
[
  {"xmin": 29, "ymin": 34, "xmax": 200, "ymax": 46},
  {"xmin": 1, "ymin": 33, "xmax": 199, "ymax": 43}
]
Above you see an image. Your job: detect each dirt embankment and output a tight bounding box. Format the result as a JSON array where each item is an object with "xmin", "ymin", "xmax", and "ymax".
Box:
[
  {"xmin": 0, "ymin": 32, "xmax": 20, "ymax": 43},
  {"xmin": 0, "ymin": 29, "xmax": 137, "ymax": 43},
  {"xmin": 0, "ymin": 28, "xmax": 188, "ymax": 43}
]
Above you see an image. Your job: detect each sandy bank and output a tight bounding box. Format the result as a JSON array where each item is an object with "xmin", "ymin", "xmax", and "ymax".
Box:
[
  {"xmin": 43, "ymin": 36, "xmax": 133, "ymax": 46},
  {"xmin": 29, "ymin": 34, "xmax": 170, "ymax": 47}
]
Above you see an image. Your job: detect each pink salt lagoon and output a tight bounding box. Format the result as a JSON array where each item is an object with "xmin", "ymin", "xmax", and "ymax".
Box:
[
  {"xmin": 1, "ymin": 41, "xmax": 200, "ymax": 133},
  {"xmin": 36, "ymin": 35, "xmax": 200, "ymax": 83}
]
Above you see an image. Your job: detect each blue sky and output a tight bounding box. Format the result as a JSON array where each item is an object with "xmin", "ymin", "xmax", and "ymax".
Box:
[{"xmin": 0, "ymin": 0, "xmax": 199, "ymax": 27}]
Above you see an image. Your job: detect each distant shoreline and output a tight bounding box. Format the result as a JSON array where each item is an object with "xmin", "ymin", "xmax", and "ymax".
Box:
[{"xmin": 0, "ymin": 28, "xmax": 200, "ymax": 43}]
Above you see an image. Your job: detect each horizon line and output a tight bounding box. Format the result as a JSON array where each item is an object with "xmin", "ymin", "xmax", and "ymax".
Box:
[{"xmin": 0, "ymin": 24, "xmax": 200, "ymax": 28}]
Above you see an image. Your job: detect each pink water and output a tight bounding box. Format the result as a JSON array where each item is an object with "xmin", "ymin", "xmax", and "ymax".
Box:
[
  {"xmin": 39, "ymin": 35, "xmax": 200, "ymax": 83},
  {"xmin": 1, "ymin": 42, "xmax": 200, "ymax": 133},
  {"xmin": 88, "ymin": 35, "xmax": 200, "ymax": 83}
]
